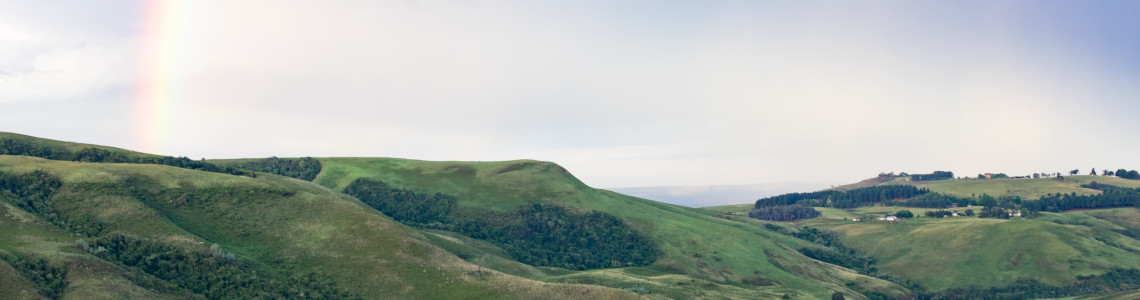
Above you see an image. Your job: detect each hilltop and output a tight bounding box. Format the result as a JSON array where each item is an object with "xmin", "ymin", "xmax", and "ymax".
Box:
[
  {"xmin": 309, "ymin": 157, "xmax": 909, "ymax": 299},
  {"xmin": 0, "ymin": 132, "xmax": 909, "ymax": 299}
]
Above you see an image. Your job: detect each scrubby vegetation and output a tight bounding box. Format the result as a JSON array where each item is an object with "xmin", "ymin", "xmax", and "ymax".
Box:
[
  {"xmin": 922, "ymin": 269, "xmax": 1140, "ymax": 299},
  {"xmin": 343, "ymin": 178, "xmax": 660, "ymax": 270},
  {"xmin": 0, "ymin": 252, "xmax": 68, "ymax": 299},
  {"xmin": 343, "ymin": 179, "xmax": 455, "ymax": 225},
  {"xmin": 225, "ymin": 157, "xmax": 323, "ymax": 181},
  {"xmin": 85, "ymin": 235, "xmax": 359, "ymax": 299},
  {"xmin": 0, "ymin": 138, "xmax": 250, "ymax": 176},
  {"xmin": 0, "ymin": 170, "xmax": 104, "ymax": 236},
  {"xmin": 0, "ymin": 165, "xmax": 357, "ymax": 300}
]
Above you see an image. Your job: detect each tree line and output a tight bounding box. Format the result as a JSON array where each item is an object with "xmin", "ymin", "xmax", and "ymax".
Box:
[
  {"xmin": 0, "ymin": 138, "xmax": 250, "ymax": 177},
  {"xmin": 755, "ymin": 185, "xmax": 931, "ymax": 209},
  {"xmin": 223, "ymin": 157, "xmax": 323, "ymax": 181},
  {"xmin": 1026, "ymin": 183, "xmax": 1140, "ymax": 212},
  {"xmin": 342, "ymin": 178, "xmax": 660, "ymax": 270},
  {"xmin": 747, "ymin": 205, "xmax": 820, "ymax": 221},
  {"xmin": 911, "ymin": 171, "xmax": 954, "ymax": 181}
]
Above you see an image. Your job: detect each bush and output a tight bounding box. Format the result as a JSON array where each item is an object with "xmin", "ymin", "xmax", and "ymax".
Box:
[{"xmin": 623, "ymin": 287, "xmax": 650, "ymax": 294}]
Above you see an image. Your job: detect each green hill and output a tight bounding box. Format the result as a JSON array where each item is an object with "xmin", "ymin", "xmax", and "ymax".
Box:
[
  {"xmin": 802, "ymin": 214, "xmax": 1140, "ymax": 291},
  {"xmin": 0, "ymin": 155, "xmax": 633, "ymax": 299},
  {"xmin": 731, "ymin": 174, "xmax": 1140, "ymax": 296},
  {"xmin": 0, "ymin": 132, "xmax": 914, "ymax": 299},
  {"xmin": 312, "ymin": 157, "xmax": 910, "ymax": 299}
]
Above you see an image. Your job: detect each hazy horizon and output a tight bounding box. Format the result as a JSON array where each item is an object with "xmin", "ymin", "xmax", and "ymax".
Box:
[{"xmin": 2, "ymin": 1, "xmax": 1138, "ymax": 188}]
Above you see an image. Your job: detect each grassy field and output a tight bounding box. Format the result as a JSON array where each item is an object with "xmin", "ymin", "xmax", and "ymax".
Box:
[
  {"xmin": 315, "ymin": 157, "xmax": 910, "ymax": 299},
  {"xmin": 705, "ymin": 175, "xmax": 1140, "ymax": 294},
  {"xmin": 801, "ymin": 209, "xmax": 1140, "ymax": 291},
  {"xmin": 1065, "ymin": 175, "xmax": 1140, "ymax": 189},
  {"xmin": 887, "ymin": 177, "xmax": 1098, "ymax": 199}
]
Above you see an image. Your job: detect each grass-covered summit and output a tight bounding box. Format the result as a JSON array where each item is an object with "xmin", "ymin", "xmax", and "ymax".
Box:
[{"xmin": 1, "ymin": 132, "xmax": 910, "ymax": 299}]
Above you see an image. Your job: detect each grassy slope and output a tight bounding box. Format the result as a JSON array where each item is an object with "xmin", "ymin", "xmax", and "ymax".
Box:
[
  {"xmin": 0, "ymin": 132, "xmax": 156, "ymax": 158},
  {"xmin": 801, "ymin": 213, "xmax": 1140, "ymax": 291},
  {"xmin": 705, "ymin": 175, "xmax": 1140, "ymax": 212},
  {"xmin": 0, "ymin": 156, "xmax": 634, "ymax": 300},
  {"xmin": 0, "ymin": 200, "xmax": 175, "ymax": 300},
  {"xmin": 888, "ymin": 177, "xmax": 1099, "ymax": 199},
  {"xmin": 314, "ymin": 157, "xmax": 909, "ymax": 299},
  {"xmin": 710, "ymin": 175, "xmax": 1140, "ymax": 293},
  {"xmin": 1064, "ymin": 289, "xmax": 1140, "ymax": 299}
]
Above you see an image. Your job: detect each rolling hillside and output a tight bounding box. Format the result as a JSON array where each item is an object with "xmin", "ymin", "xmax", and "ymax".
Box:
[
  {"xmin": 0, "ymin": 135, "xmax": 639, "ymax": 299},
  {"xmin": 312, "ymin": 157, "xmax": 910, "ymax": 299},
  {"xmin": 725, "ymin": 174, "xmax": 1140, "ymax": 296},
  {"xmin": 1, "ymin": 132, "xmax": 913, "ymax": 299},
  {"xmin": 802, "ymin": 214, "xmax": 1140, "ymax": 291}
]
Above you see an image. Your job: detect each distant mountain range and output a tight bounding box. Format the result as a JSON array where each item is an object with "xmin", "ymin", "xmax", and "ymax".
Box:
[{"xmin": 609, "ymin": 181, "xmax": 842, "ymax": 207}]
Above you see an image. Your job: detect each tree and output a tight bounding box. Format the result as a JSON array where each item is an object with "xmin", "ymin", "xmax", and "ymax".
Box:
[
  {"xmin": 1071, "ymin": 169, "xmax": 1080, "ymax": 175},
  {"xmin": 895, "ymin": 210, "xmax": 914, "ymax": 218},
  {"xmin": 832, "ymin": 292, "xmax": 846, "ymax": 300},
  {"xmin": 964, "ymin": 209, "xmax": 975, "ymax": 216},
  {"xmin": 1091, "ymin": 168, "xmax": 1097, "ymax": 176}
]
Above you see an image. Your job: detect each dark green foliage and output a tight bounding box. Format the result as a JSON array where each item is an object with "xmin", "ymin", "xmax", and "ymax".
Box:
[
  {"xmin": 747, "ymin": 205, "xmax": 820, "ymax": 221},
  {"xmin": 0, "ymin": 252, "xmax": 68, "ymax": 299},
  {"xmin": 924, "ymin": 210, "xmax": 954, "ymax": 218},
  {"xmin": 1115, "ymin": 169, "xmax": 1140, "ymax": 180},
  {"xmin": 1020, "ymin": 184, "xmax": 1140, "ymax": 213},
  {"xmin": 922, "ymin": 269, "xmax": 1140, "ymax": 299},
  {"xmin": 832, "ymin": 292, "xmax": 846, "ymax": 300},
  {"xmin": 890, "ymin": 193, "xmax": 972, "ymax": 208},
  {"xmin": 90, "ymin": 235, "xmax": 358, "ymax": 300},
  {"xmin": 770, "ymin": 227, "xmax": 883, "ymax": 282},
  {"xmin": 0, "ymin": 138, "xmax": 249, "ymax": 177},
  {"xmin": 343, "ymin": 179, "xmax": 455, "ymax": 225},
  {"xmin": 798, "ymin": 247, "xmax": 874, "ymax": 273},
  {"xmin": 342, "ymin": 179, "xmax": 659, "ymax": 270},
  {"xmin": 0, "ymin": 170, "xmax": 103, "ymax": 236},
  {"xmin": 755, "ymin": 185, "xmax": 930, "ymax": 209},
  {"xmin": 894, "ymin": 210, "xmax": 913, "ymax": 218},
  {"xmin": 449, "ymin": 204, "xmax": 660, "ymax": 270},
  {"xmin": 910, "ymin": 171, "xmax": 953, "ymax": 181},
  {"xmin": 226, "ymin": 157, "xmax": 322, "ymax": 181}
]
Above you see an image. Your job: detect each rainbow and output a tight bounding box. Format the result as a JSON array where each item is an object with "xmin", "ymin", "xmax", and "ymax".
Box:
[{"xmin": 134, "ymin": 0, "xmax": 183, "ymax": 154}]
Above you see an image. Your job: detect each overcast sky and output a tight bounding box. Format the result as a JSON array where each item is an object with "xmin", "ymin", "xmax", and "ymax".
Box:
[{"xmin": 2, "ymin": 1, "xmax": 1138, "ymax": 188}]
